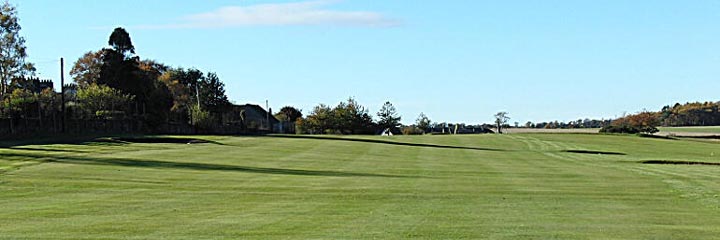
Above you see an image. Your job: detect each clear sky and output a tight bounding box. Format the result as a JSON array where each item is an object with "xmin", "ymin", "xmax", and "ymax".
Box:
[{"xmin": 14, "ymin": 0, "xmax": 720, "ymax": 124}]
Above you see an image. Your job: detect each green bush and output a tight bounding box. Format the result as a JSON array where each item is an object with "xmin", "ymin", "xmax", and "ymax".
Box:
[
  {"xmin": 95, "ymin": 110, "xmax": 126, "ymax": 120},
  {"xmin": 599, "ymin": 125, "xmax": 640, "ymax": 134},
  {"xmin": 76, "ymin": 84, "xmax": 133, "ymax": 119},
  {"xmin": 190, "ymin": 105, "xmax": 215, "ymax": 130}
]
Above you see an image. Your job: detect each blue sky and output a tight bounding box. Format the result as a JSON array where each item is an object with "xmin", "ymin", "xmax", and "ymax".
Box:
[{"xmin": 15, "ymin": 0, "xmax": 720, "ymax": 124}]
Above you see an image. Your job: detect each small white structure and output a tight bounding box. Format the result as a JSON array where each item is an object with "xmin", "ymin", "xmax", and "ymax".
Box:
[{"xmin": 381, "ymin": 128, "xmax": 394, "ymax": 136}]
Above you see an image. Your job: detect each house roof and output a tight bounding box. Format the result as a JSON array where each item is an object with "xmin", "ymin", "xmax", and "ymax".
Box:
[{"xmin": 232, "ymin": 104, "xmax": 280, "ymax": 123}]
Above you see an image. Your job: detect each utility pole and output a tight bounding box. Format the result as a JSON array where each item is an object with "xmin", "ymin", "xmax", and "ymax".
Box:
[
  {"xmin": 195, "ymin": 82, "xmax": 201, "ymax": 109},
  {"xmin": 60, "ymin": 57, "xmax": 65, "ymax": 133},
  {"xmin": 265, "ymin": 100, "xmax": 269, "ymax": 130}
]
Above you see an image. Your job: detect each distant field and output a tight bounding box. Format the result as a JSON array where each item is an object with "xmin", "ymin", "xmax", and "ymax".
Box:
[
  {"xmin": 504, "ymin": 126, "xmax": 720, "ymax": 136},
  {"xmin": 659, "ymin": 126, "xmax": 720, "ymax": 135},
  {"xmin": 502, "ymin": 128, "xmax": 599, "ymax": 134},
  {"xmin": 2, "ymin": 134, "xmax": 720, "ymax": 239}
]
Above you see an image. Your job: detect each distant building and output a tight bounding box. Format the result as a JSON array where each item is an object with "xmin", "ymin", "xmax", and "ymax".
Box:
[
  {"xmin": 11, "ymin": 77, "xmax": 54, "ymax": 93},
  {"xmin": 222, "ymin": 104, "xmax": 280, "ymax": 132}
]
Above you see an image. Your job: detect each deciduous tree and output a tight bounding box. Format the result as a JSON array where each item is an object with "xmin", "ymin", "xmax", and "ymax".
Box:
[
  {"xmin": 0, "ymin": 3, "xmax": 34, "ymax": 97},
  {"xmin": 494, "ymin": 112, "xmax": 510, "ymax": 134},
  {"xmin": 275, "ymin": 106, "xmax": 303, "ymax": 122},
  {"xmin": 71, "ymin": 50, "xmax": 105, "ymax": 88},
  {"xmin": 415, "ymin": 112, "xmax": 431, "ymax": 133},
  {"xmin": 301, "ymin": 104, "xmax": 333, "ymax": 134},
  {"xmin": 2, "ymin": 88, "xmax": 35, "ymax": 118},
  {"xmin": 76, "ymin": 84, "xmax": 134, "ymax": 119}
]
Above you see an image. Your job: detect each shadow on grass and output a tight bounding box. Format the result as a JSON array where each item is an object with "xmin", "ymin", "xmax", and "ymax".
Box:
[
  {"xmin": 563, "ymin": 150, "xmax": 626, "ymax": 155},
  {"xmin": 641, "ymin": 160, "xmax": 720, "ymax": 166},
  {"xmin": 0, "ymin": 135, "xmax": 110, "ymax": 148},
  {"xmin": 0, "ymin": 152, "xmax": 416, "ymax": 178},
  {"xmin": 676, "ymin": 135, "xmax": 720, "ymax": 140},
  {"xmin": 2, "ymin": 147, "xmax": 89, "ymax": 153},
  {"xmin": 639, "ymin": 134, "xmax": 677, "ymax": 140},
  {"xmin": 109, "ymin": 137, "xmax": 221, "ymax": 145},
  {"xmin": 1, "ymin": 136, "xmax": 224, "ymax": 149},
  {"xmin": 265, "ymin": 135, "xmax": 505, "ymax": 152}
]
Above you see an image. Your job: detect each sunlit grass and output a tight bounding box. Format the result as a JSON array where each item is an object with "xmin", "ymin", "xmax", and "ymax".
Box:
[{"xmin": 1, "ymin": 134, "xmax": 719, "ymax": 239}]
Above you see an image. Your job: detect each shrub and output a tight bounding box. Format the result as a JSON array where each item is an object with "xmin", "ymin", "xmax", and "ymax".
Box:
[
  {"xmin": 401, "ymin": 126, "xmax": 425, "ymax": 135},
  {"xmin": 600, "ymin": 111, "xmax": 660, "ymax": 135},
  {"xmin": 2, "ymin": 89, "xmax": 37, "ymax": 118},
  {"xmin": 599, "ymin": 125, "xmax": 640, "ymax": 134},
  {"xmin": 95, "ymin": 110, "xmax": 126, "ymax": 120},
  {"xmin": 190, "ymin": 105, "xmax": 215, "ymax": 130},
  {"xmin": 76, "ymin": 84, "xmax": 133, "ymax": 119}
]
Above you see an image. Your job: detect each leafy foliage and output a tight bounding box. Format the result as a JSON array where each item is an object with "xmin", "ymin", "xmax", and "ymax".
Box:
[
  {"xmin": 401, "ymin": 126, "xmax": 424, "ymax": 135},
  {"xmin": 275, "ymin": 106, "xmax": 303, "ymax": 122},
  {"xmin": 297, "ymin": 98, "xmax": 376, "ymax": 134},
  {"xmin": 298, "ymin": 104, "xmax": 333, "ymax": 134},
  {"xmin": 37, "ymin": 88, "xmax": 57, "ymax": 117},
  {"xmin": 415, "ymin": 112, "xmax": 431, "ymax": 133},
  {"xmin": 2, "ymin": 88, "xmax": 35, "ymax": 118},
  {"xmin": 332, "ymin": 98, "xmax": 375, "ymax": 134},
  {"xmin": 600, "ymin": 111, "xmax": 659, "ymax": 134},
  {"xmin": 76, "ymin": 84, "xmax": 134, "ymax": 119},
  {"xmin": 599, "ymin": 125, "xmax": 640, "ymax": 134},
  {"xmin": 70, "ymin": 50, "xmax": 105, "ymax": 88},
  {"xmin": 494, "ymin": 112, "xmax": 510, "ymax": 134},
  {"xmin": 190, "ymin": 105, "xmax": 216, "ymax": 130},
  {"xmin": 108, "ymin": 27, "xmax": 135, "ymax": 56},
  {"xmin": 377, "ymin": 101, "xmax": 401, "ymax": 130},
  {"xmin": 158, "ymin": 68, "xmax": 230, "ymax": 125},
  {"xmin": 159, "ymin": 68, "xmax": 201, "ymax": 115},
  {"xmin": 0, "ymin": 2, "xmax": 34, "ymax": 97},
  {"xmin": 197, "ymin": 72, "xmax": 230, "ymax": 113},
  {"xmin": 659, "ymin": 102, "xmax": 720, "ymax": 126}
]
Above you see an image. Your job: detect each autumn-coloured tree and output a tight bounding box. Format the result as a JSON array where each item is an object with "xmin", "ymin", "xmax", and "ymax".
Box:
[
  {"xmin": 601, "ymin": 111, "xmax": 660, "ymax": 134},
  {"xmin": 658, "ymin": 101, "xmax": 720, "ymax": 126},
  {"xmin": 625, "ymin": 111, "xmax": 660, "ymax": 134},
  {"xmin": 71, "ymin": 50, "xmax": 105, "ymax": 88},
  {"xmin": 159, "ymin": 68, "xmax": 229, "ymax": 115},
  {"xmin": 159, "ymin": 68, "xmax": 197, "ymax": 115}
]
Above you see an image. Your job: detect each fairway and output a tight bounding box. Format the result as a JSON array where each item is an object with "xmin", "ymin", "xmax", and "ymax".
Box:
[{"xmin": 2, "ymin": 134, "xmax": 720, "ymax": 239}]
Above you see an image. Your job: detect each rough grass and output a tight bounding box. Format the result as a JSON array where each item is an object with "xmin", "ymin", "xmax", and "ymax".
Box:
[{"xmin": 1, "ymin": 134, "xmax": 720, "ymax": 239}]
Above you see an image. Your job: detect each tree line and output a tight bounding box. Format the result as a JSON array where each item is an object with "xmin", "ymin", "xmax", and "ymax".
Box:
[
  {"xmin": 522, "ymin": 119, "xmax": 611, "ymax": 129},
  {"xmin": 601, "ymin": 101, "xmax": 720, "ymax": 134},
  {"xmin": 70, "ymin": 27, "xmax": 233, "ymax": 129},
  {"xmin": 295, "ymin": 98, "xmax": 403, "ymax": 134},
  {"xmin": 0, "ymin": 3, "xmax": 234, "ymax": 133}
]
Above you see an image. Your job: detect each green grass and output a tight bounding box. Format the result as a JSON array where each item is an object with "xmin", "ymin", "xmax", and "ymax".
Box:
[
  {"xmin": 1, "ymin": 134, "xmax": 720, "ymax": 239},
  {"xmin": 659, "ymin": 126, "xmax": 720, "ymax": 134}
]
